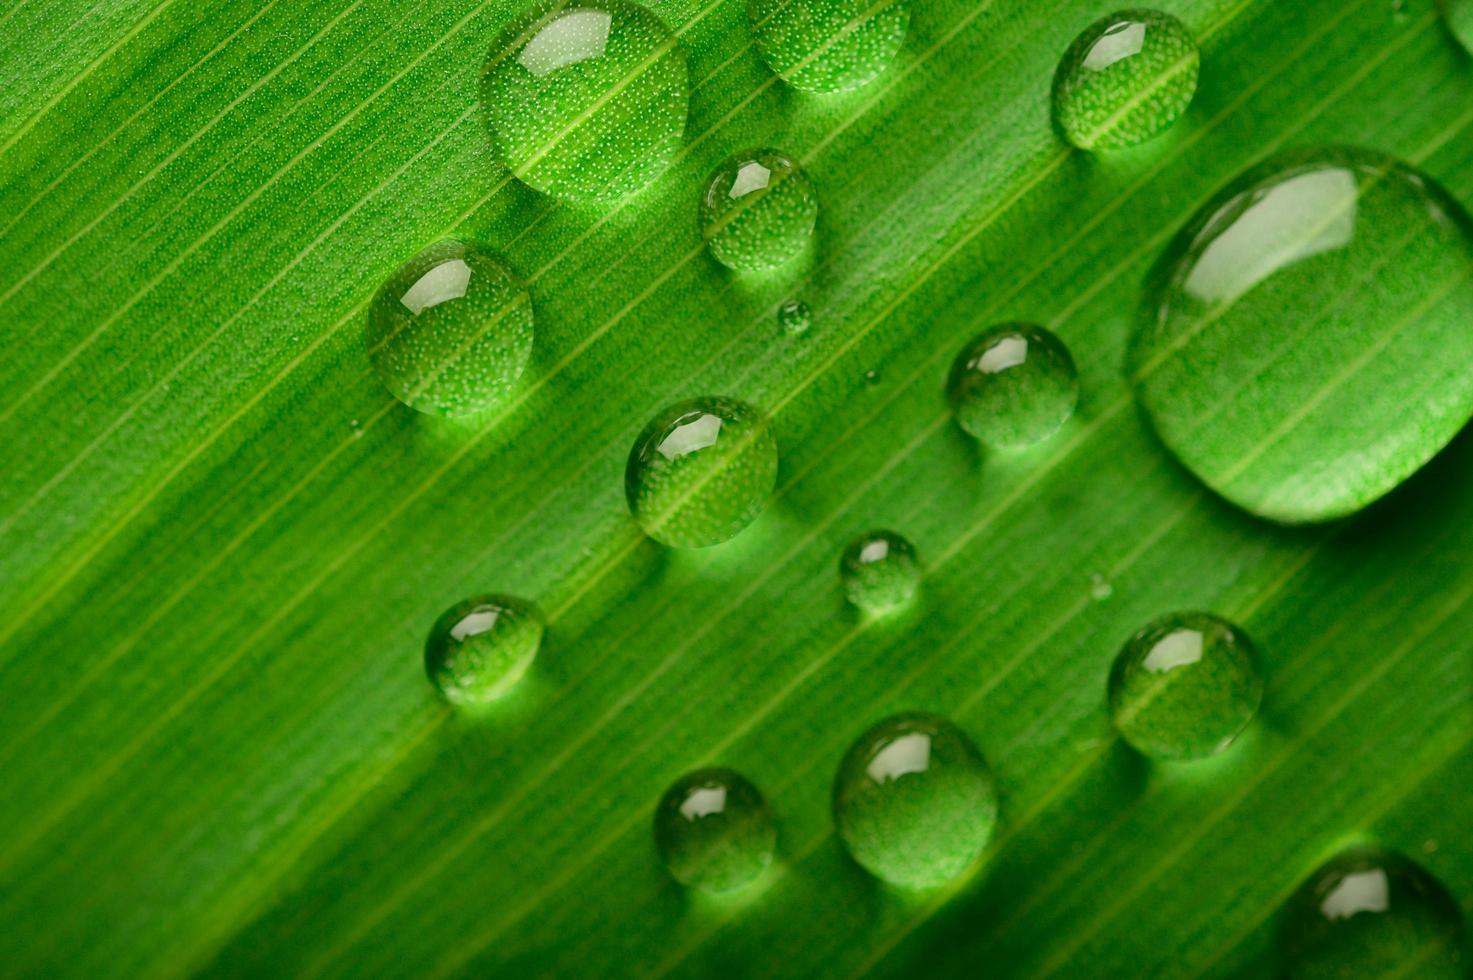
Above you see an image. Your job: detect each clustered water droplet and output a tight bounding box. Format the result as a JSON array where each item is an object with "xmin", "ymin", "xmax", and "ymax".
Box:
[
  {"xmin": 654, "ymin": 768, "xmax": 777, "ymax": 892},
  {"xmin": 748, "ymin": 0, "xmax": 910, "ymax": 94},
  {"xmin": 948, "ymin": 323, "xmax": 1078, "ymax": 449},
  {"xmin": 701, "ymin": 148, "xmax": 819, "ymax": 272},
  {"xmin": 839, "ymin": 530, "xmax": 919, "ymax": 614},
  {"xmin": 424, "ymin": 594, "xmax": 545, "ymax": 705}
]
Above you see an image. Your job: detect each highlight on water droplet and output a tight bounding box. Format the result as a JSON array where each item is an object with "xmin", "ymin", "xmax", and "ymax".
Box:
[
  {"xmin": 1131, "ymin": 147, "xmax": 1473, "ymax": 523},
  {"xmin": 424, "ymin": 594, "xmax": 544, "ymax": 705},
  {"xmin": 654, "ymin": 767, "xmax": 777, "ymax": 892},
  {"xmin": 365, "ymin": 241, "xmax": 534, "ymax": 417},
  {"xmin": 778, "ymin": 299, "xmax": 812, "ymax": 336},
  {"xmin": 1443, "ymin": 0, "xmax": 1473, "ymax": 52},
  {"xmin": 947, "ymin": 323, "xmax": 1078, "ymax": 449},
  {"xmin": 700, "ymin": 148, "xmax": 818, "ymax": 272},
  {"xmin": 840, "ymin": 530, "xmax": 919, "ymax": 615},
  {"xmin": 832, "ymin": 713, "xmax": 998, "ymax": 889},
  {"xmin": 747, "ymin": 0, "xmax": 910, "ymax": 93},
  {"xmin": 482, "ymin": 0, "xmax": 690, "ymax": 203},
  {"xmin": 625, "ymin": 396, "xmax": 779, "ymax": 548},
  {"xmin": 1052, "ymin": 9, "xmax": 1199, "ymax": 151},
  {"xmin": 1108, "ymin": 611, "xmax": 1262, "ymax": 761},
  {"xmin": 1280, "ymin": 845, "xmax": 1467, "ymax": 979}
]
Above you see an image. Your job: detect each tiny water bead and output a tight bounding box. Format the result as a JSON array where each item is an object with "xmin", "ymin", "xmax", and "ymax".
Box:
[
  {"xmin": 839, "ymin": 530, "xmax": 919, "ymax": 614},
  {"xmin": 424, "ymin": 594, "xmax": 544, "ymax": 705},
  {"xmin": 365, "ymin": 241, "xmax": 534, "ymax": 417},
  {"xmin": 832, "ymin": 713, "xmax": 998, "ymax": 889},
  {"xmin": 653, "ymin": 768, "xmax": 776, "ymax": 892},
  {"xmin": 1131, "ymin": 147, "xmax": 1473, "ymax": 523},
  {"xmin": 700, "ymin": 148, "xmax": 818, "ymax": 272},
  {"xmin": 947, "ymin": 323, "xmax": 1078, "ymax": 450},
  {"xmin": 482, "ymin": 0, "xmax": 689, "ymax": 203},
  {"xmin": 1107, "ymin": 611, "xmax": 1262, "ymax": 761},
  {"xmin": 747, "ymin": 0, "xmax": 910, "ymax": 94},
  {"xmin": 1052, "ymin": 9, "xmax": 1199, "ymax": 151},
  {"xmin": 1280, "ymin": 845, "xmax": 1467, "ymax": 978},
  {"xmin": 778, "ymin": 299, "xmax": 812, "ymax": 335},
  {"xmin": 625, "ymin": 396, "xmax": 779, "ymax": 548}
]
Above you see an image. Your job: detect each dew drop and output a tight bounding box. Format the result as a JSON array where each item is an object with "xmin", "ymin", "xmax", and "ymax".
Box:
[
  {"xmin": 839, "ymin": 530, "xmax": 919, "ymax": 615},
  {"xmin": 747, "ymin": 0, "xmax": 910, "ymax": 94},
  {"xmin": 778, "ymin": 299, "xmax": 812, "ymax": 336},
  {"xmin": 1280, "ymin": 845, "xmax": 1467, "ymax": 979},
  {"xmin": 947, "ymin": 323, "xmax": 1078, "ymax": 449},
  {"xmin": 1089, "ymin": 572, "xmax": 1114, "ymax": 601},
  {"xmin": 424, "ymin": 594, "xmax": 544, "ymax": 705},
  {"xmin": 700, "ymin": 148, "xmax": 818, "ymax": 272},
  {"xmin": 1108, "ymin": 611, "xmax": 1262, "ymax": 761},
  {"xmin": 1444, "ymin": 0, "xmax": 1473, "ymax": 53},
  {"xmin": 654, "ymin": 767, "xmax": 776, "ymax": 892},
  {"xmin": 625, "ymin": 396, "xmax": 779, "ymax": 548},
  {"xmin": 832, "ymin": 713, "xmax": 998, "ymax": 889},
  {"xmin": 1052, "ymin": 9, "xmax": 1199, "ymax": 151},
  {"xmin": 365, "ymin": 241, "xmax": 534, "ymax": 418},
  {"xmin": 482, "ymin": 0, "xmax": 689, "ymax": 203}
]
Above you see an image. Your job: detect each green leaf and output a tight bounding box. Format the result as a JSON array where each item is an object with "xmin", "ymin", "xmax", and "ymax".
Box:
[{"xmin": 2, "ymin": 0, "xmax": 1471, "ymax": 977}]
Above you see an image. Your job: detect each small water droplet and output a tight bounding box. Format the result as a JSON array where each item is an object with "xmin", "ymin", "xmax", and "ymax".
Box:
[
  {"xmin": 947, "ymin": 323, "xmax": 1078, "ymax": 449},
  {"xmin": 832, "ymin": 713, "xmax": 999, "ymax": 888},
  {"xmin": 365, "ymin": 241, "xmax": 534, "ymax": 418},
  {"xmin": 1108, "ymin": 611, "xmax": 1262, "ymax": 761},
  {"xmin": 700, "ymin": 148, "xmax": 818, "ymax": 272},
  {"xmin": 1089, "ymin": 572, "xmax": 1113, "ymax": 601},
  {"xmin": 625, "ymin": 396, "xmax": 779, "ymax": 548},
  {"xmin": 349, "ymin": 418, "xmax": 363, "ymax": 439},
  {"xmin": 1445, "ymin": 0, "xmax": 1473, "ymax": 51},
  {"xmin": 748, "ymin": 0, "xmax": 910, "ymax": 93},
  {"xmin": 840, "ymin": 530, "xmax": 919, "ymax": 614},
  {"xmin": 778, "ymin": 299, "xmax": 811, "ymax": 336},
  {"xmin": 424, "ymin": 594, "xmax": 544, "ymax": 705},
  {"xmin": 654, "ymin": 768, "xmax": 776, "ymax": 892},
  {"xmin": 864, "ymin": 369, "xmax": 879, "ymax": 386},
  {"xmin": 1052, "ymin": 9, "xmax": 1200, "ymax": 151}
]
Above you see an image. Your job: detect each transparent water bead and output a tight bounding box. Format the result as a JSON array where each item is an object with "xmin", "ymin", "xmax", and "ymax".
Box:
[
  {"xmin": 365, "ymin": 241, "xmax": 534, "ymax": 417},
  {"xmin": 1131, "ymin": 147, "xmax": 1473, "ymax": 523},
  {"xmin": 482, "ymin": 0, "xmax": 689, "ymax": 203},
  {"xmin": 778, "ymin": 299, "xmax": 812, "ymax": 335},
  {"xmin": 700, "ymin": 148, "xmax": 818, "ymax": 272},
  {"xmin": 653, "ymin": 767, "xmax": 776, "ymax": 892},
  {"xmin": 625, "ymin": 396, "xmax": 779, "ymax": 548},
  {"xmin": 1052, "ymin": 9, "xmax": 1199, "ymax": 151},
  {"xmin": 1108, "ymin": 611, "xmax": 1262, "ymax": 761},
  {"xmin": 947, "ymin": 323, "xmax": 1078, "ymax": 449},
  {"xmin": 424, "ymin": 594, "xmax": 544, "ymax": 705},
  {"xmin": 1281, "ymin": 845, "xmax": 1467, "ymax": 978},
  {"xmin": 747, "ymin": 0, "xmax": 910, "ymax": 94},
  {"xmin": 832, "ymin": 713, "xmax": 998, "ymax": 888},
  {"xmin": 839, "ymin": 530, "xmax": 919, "ymax": 614}
]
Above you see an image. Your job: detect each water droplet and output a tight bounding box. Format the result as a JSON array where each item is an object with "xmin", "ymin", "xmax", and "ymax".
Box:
[
  {"xmin": 1280, "ymin": 845, "xmax": 1467, "ymax": 978},
  {"xmin": 748, "ymin": 0, "xmax": 910, "ymax": 93},
  {"xmin": 778, "ymin": 299, "xmax": 811, "ymax": 336},
  {"xmin": 1052, "ymin": 9, "xmax": 1199, "ymax": 151},
  {"xmin": 654, "ymin": 767, "xmax": 776, "ymax": 892},
  {"xmin": 832, "ymin": 713, "xmax": 999, "ymax": 889},
  {"xmin": 1132, "ymin": 148, "xmax": 1473, "ymax": 523},
  {"xmin": 1444, "ymin": 0, "xmax": 1473, "ymax": 51},
  {"xmin": 840, "ymin": 530, "xmax": 919, "ymax": 614},
  {"xmin": 625, "ymin": 396, "xmax": 779, "ymax": 548},
  {"xmin": 482, "ymin": 0, "xmax": 689, "ymax": 203},
  {"xmin": 1089, "ymin": 572, "xmax": 1114, "ymax": 601},
  {"xmin": 365, "ymin": 241, "xmax": 534, "ymax": 417},
  {"xmin": 424, "ymin": 594, "xmax": 544, "ymax": 705},
  {"xmin": 864, "ymin": 369, "xmax": 879, "ymax": 386},
  {"xmin": 700, "ymin": 148, "xmax": 818, "ymax": 272},
  {"xmin": 947, "ymin": 323, "xmax": 1078, "ymax": 449},
  {"xmin": 1108, "ymin": 611, "xmax": 1262, "ymax": 761}
]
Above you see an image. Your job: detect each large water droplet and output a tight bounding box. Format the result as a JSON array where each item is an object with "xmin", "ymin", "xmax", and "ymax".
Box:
[
  {"xmin": 625, "ymin": 396, "xmax": 779, "ymax": 548},
  {"xmin": 1443, "ymin": 0, "xmax": 1473, "ymax": 53},
  {"xmin": 840, "ymin": 530, "xmax": 919, "ymax": 615},
  {"xmin": 1132, "ymin": 148, "xmax": 1473, "ymax": 523},
  {"xmin": 947, "ymin": 323, "xmax": 1078, "ymax": 449},
  {"xmin": 832, "ymin": 713, "xmax": 998, "ymax": 889},
  {"xmin": 1108, "ymin": 611, "xmax": 1262, "ymax": 761},
  {"xmin": 1052, "ymin": 9, "xmax": 1199, "ymax": 151},
  {"xmin": 482, "ymin": 0, "xmax": 689, "ymax": 203},
  {"xmin": 1280, "ymin": 845, "xmax": 1467, "ymax": 978},
  {"xmin": 424, "ymin": 594, "xmax": 544, "ymax": 705},
  {"xmin": 365, "ymin": 241, "xmax": 534, "ymax": 417},
  {"xmin": 747, "ymin": 0, "xmax": 910, "ymax": 94},
  {"xmin": 654, "ymin": 767, "xmax": 776, "ymax": 892},
  {"xmin": 700, "ymin": 148, "xmax": 818, "ymax": 272}
]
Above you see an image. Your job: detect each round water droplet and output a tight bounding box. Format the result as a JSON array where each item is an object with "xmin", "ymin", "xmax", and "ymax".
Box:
[
  {"xmin": 840, "ymin": 530, "xmax": 919, "ymax": 614},
  {"xmin": 626, "ymin": 396, "xmax": 779, "ymax": 548},
  {"xmin": 365, "ymin": 241, "xmax": 534, "ymax": 417},
  {"xmin": 1443, "ymin": 0, "xmax": 1473, "ymax": 50},
  {"xmin": 424, "ymin": 594, "xmax": 544, "ymax": 705},
  {"xmin": 653, "ymin": 767, "xmax": 776, "ymax": 892},
  {"xmin": 832, "ymin": 713, "xmax": 998, "ymax": 889},
  {"xmin": 778, "ymin": 299, "xmax": 811, "ymax": 336},
  {"xmin": 700, "ymin": 148, "xmax": 818, "ymax": 272},
  {"xmin": 482, "ymin": 0, "xmax": 689, "ymax": 203},
  {"xmin": 948, "ymin": 323, "xmax": 1078, "ymax": 449},
  {"xmin": 1281, "ymin": 845, "xmax": 1467, "ymax": 979},
  {"xmin": 1132, "ymin": 148, "xmax": 1473, "ymax": 523},
  {"xmin": 747, "ymin": 0, "xmax": 910, "ymax": 94},
  {"xmin": 1108, "ymin": 611, "xmax": 1262, "ymax": 761},
  {"xmin": 1052, "ymin": 9, "xmax": 1199, "ymax": 151}
]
